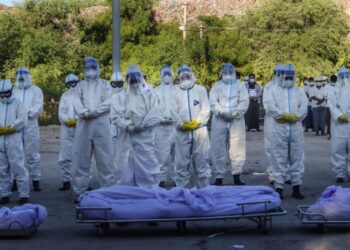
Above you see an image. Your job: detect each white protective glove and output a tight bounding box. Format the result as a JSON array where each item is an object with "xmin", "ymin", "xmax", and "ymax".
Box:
[
  {"xmin": 219, "ymin": 110, "xmax": 233, "ymax": 121},
  {"xmin": 232, "ymin": 110, "xmax": 240, "ymax": 119},
  {"xmin": 28, "ymin": 111, "xmax": 35, "ymax": 119},
  {"xmin": 126, "ymin": 125, "xmax": 134, "ymax": 133},
  {"xmin": 160, "ymin": 117, "xmax": 173, "ymax": 125}
]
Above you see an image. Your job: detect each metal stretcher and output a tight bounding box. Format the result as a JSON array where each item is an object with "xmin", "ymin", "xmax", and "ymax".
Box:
[
  {"xmin": 0, "ymin": 221, "xmax": 38, "ymax": 237},
  {"xmin": 76, "ymin": 200, "xmax": 287, "ymax": 235},
  {"xmin": 297, "ymin": 205, "xmax": 350, "ymax": 231}
]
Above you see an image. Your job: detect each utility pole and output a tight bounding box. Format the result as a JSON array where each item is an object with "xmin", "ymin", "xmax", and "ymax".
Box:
[
  {"xmin": 112, "ymin": 0, "xmax": 121, "ymax": 72},
  {"xmin": 179, "ymin": 0, "xmax": 189, "ymax": 43}
]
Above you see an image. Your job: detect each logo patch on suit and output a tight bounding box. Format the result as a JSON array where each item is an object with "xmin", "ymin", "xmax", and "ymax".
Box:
[{"xmin": 194, "ymin": 100, "xmax": 200, "ymax": 106}]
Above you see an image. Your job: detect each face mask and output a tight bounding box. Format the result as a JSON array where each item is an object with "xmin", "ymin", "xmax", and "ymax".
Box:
[
  {"xmin": 330, "ymin": 82, "xmax": 336, "ymax": 86},
  {"xmin": 304, "ymin": 81, "xmax": 309, "ymax": 85},
  {"xmin": 309, "ymin": 82, "xmax": 315, "ymax": 86},
  {"xmin": 222, "ymin": 74, "xmax": 235, "ymax": 83},
  {"xmin": 180, "ymin": 80, "xmax": 193, "ymax": 89},
  {"xmin": 85, "ymin": 69, "xmax": 98, "ymax": 79},
  {"xmin": 163, "ymin": 75, "xmax": 172, "ymax": 85},
  {"xmin": 316, "ymin": 82, "xmax": 322, "ymax": 88},
  {"xmin": 284, "ymin": 80, "xmax": 294, "ymax": 88},
  {"xmin": 249, "ymin": 79, "xmax": 255, "ymax": 83},
  {"xmin": 17, "ymin": 78, "xmax": 26, "ymax": 89}
]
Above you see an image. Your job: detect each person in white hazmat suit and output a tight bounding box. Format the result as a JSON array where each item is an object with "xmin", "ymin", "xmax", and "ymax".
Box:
[
  {"xmin": 111, "ymin": 65, "xmax": 161, "ymax": 187},
  {"xmin": 210, "ymin": 63, "xmax": 249, "ymax": 186},
  {"xmin": 72, "ymin": 57, "xmax": 115, "ymax": 199},
  {"xmin": 173, "ymin": 65, "xmax": 211, "ymax": 188},
  {"xmin": 263, "ymin": 64, "xmax": 294, "ymax": 186},
  {"xmin": 154, "ymin": 65, "xmax": 177, "ymax": 188},
  {"xmin": 13, "ymin": 67, "xmax": 43, "ymax": 192},
  {"xmin": 0, "ymin": 80, "xmax": 29, "ymax": 205},
  {"xmin": 329, "ymin": 66, "xmax": 350, "ymax": 183},
  {"xmin": 109, "ymin": 71, "xmax": 125, "ymax": 153},
  {"xmin": 263, "ymin": 64, "xmax": 284, "ymax": 185},
  {"xmin": 109, "ymin": 71, "xmax": 127, "ymax": 182},
  {"xmin": 57, "ymin": 74, "xmax": 79, "ymax": 191},
  {"xmin": 268, "ymin": 64, "xmax": 307, "ymax": 199}
]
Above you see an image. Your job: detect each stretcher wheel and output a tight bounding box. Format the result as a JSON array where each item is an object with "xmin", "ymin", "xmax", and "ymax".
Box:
[
  {"xmin": 176, "ymin": 221, "xmax": 187, "ymax": 236},
  {"xmin": 98, "ymin": 223, "xmax": 110, "ymax": 235}
]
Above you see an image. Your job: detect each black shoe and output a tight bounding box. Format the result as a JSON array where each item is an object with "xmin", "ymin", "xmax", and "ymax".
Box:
[
  {"xmin": 276, "ymin": 188, "xmax": 284, "ymax": 199},
  {"xmin": 169, "ymin": 181, "xmax": 176, "ymax": 187},
  {"xmin": 269, "ymin": 180, "xmax": 275, "ymax": 186},
  {"xmin": 214, "ymin": 178, "xmax": 223, "ymax": 186},
  {"xmin": 233, "ymin": 175, "xmax": 245, "ymax": 186},
  {"xmin": 336, "ymin": 178, "xmax": 345, "ymax": 183},
  {"xmin": 59, "ymin": 181, "xmax": 71, "ymax": 191},
  {"xmin": 0, "ymin": 197, "xmax": 10, "ymax": 205},
  {"xmin": 321, "ymin": 130, "xmax": 326, "ymax": 135},
  {"xmin": 285, "ymin": 180, "xmax": 292, "ymax": 185},
  {"xmin": 18, "ymin": 197, "xmax": 29, "ymax": 205},
  {"xmin": 159, "ymin": 181, "xmax": 166, "ymax": 188},
  {"xmin": 292, "ymin": 185, "xmax": 305, "ymax": 200},
  {"xmin": 87, "ymin": 185, "xmax": 92, "ymax": 191},
  {"xmin": 33, "ymin": 181, "xmax": 42, "ymax": 192},
  {"xmin": 11, "ymin": 180, "xmax": 17, "ymax": 192}
]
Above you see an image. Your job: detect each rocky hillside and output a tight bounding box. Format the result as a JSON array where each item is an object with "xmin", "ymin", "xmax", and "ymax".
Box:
[{"xmin": 154, "ymin": 0, "xmax": 350, "ymax": 24}]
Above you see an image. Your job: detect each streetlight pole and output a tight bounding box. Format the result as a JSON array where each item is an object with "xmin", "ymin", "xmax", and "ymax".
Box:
[{"xmin": 112, "ymin": 0, "xmax": 121, "ymax": 72}]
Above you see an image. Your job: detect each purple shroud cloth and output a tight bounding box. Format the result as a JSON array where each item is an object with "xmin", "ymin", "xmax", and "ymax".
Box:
[
  {"xmin": 308, "ymin": 185, "xmax": 350, "ymax": 221},
  {"xmin": 0, "ymin": 204, "xmax": 47, "ymax": 230},
  {"xmin": 79, "ymin": 186, "xmax": 281, "ymax": 220}
]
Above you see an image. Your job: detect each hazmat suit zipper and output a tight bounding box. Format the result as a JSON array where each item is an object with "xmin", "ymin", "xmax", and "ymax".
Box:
[
  {"xmin": 3, "ymin": 103, "xmax": 9, "ymax": 152},
  {"xmin": 186, "ymin": 88, "xmax": 197, "ymax": 174}
]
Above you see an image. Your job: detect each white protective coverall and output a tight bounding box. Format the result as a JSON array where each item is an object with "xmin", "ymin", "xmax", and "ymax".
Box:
[
  {"xmin": 111, "ymin": 65, "xmax": 161, "ymax": 187},
  {"xmin": 0, "ymin": 80, "xmax": 29, "ymax": 198},
  {"xmin": 267, "ymin": 65, "xmax": 308, "ymax": 190},
  {"xmin": 72, "ymin": 57, "xmax": 115, "ymax": 196},
  {"xmin": 13, "ymin": 67, "xmax": 43, "ymax": 182},
  {"xmin": 210, "ymin": 64, "xmax": 249, "ymax": 179},
  {"xmin": 58, "ymin": 74, "xmax": 79, "ymax": 183},
  {"xmin": 154, "ymin": 65, "xmax": 177, "ymax": 183},
  {"xmin": 263, "ymin": 64, "xmax": 284, "ymax": 182},
  {"xmin": 173, "ymin": 65, "xmax": 211, "ymax": 188},
  {"xmin": 329, "ymin": 66, "xmax": 350, "ymax": 179}
]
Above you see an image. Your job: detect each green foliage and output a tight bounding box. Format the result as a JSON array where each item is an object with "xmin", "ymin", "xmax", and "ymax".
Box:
[{"xmin": 238, "ymin": 0, "xmax": 349, "ymax": 82}]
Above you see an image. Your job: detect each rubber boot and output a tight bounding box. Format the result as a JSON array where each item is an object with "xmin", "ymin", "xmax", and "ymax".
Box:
[
  {"xmin": 233, "ymin": 175, "xmax": 245, "ymax": 186},
  {"xmin": 59, "ymin": 181, "xmax": 71, "ymax": 191},
  {"xmin": 18, "ymin": 197, "xmax": 29, "ymax": 205},
  {"xmin": 214, "ymin": 178, "xmax": 223, "ymax": 186},
  {"xmin": 336, "ymin": 178, "xmax": 344, "ymax": 183},
  {"xmin": 0, "ymin": 197, "xmax": 10, "ymax": 205},
  {"xmin": 11, "ymin": 180, "xmax": 18, "ymax": 191},
  {"xmin": 276, "ymin": 188, "xmax": 284, "ymax": 200},
  {"xmin": 292, "ymin": 185, "xmax": 305, "ymax": 200},
  {"xmin": 33, "ymin": 180, "xmax": 42, "ymax": 192}
]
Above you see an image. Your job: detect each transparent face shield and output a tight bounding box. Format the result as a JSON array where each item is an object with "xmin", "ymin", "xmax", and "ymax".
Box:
[
  {"xmin": 16, "ymin": 69, "xmax": 31, "ymax": 88},
  {"xmin": 221, "ymin": 66, "xmax": 236, "ymax": 83}
]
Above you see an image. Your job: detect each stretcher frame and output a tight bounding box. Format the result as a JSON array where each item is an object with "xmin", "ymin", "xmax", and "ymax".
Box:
[
  {"xmin": 0, "ymin": 220, "xmax": 38, "ymax": 237},
  {"xmin": 76, "ymin": 200, "xmax": 287, "ymax": 235},
  {"xmin": 297, "ymin": 205, "xmax": 350, "ymax": 231}
]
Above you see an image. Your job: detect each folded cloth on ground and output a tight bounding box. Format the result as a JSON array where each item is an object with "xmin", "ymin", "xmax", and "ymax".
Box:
[
  {"xmin": 0, "ymin": 204, "xmax": 47, "ymax": 230},
  {"xmin": 78, "ymin": 185, "xmax": 281, "ymax": 220},
  {"xmin": 308, "ymin": 185, "xmax": 350, "ymax": 221}
]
